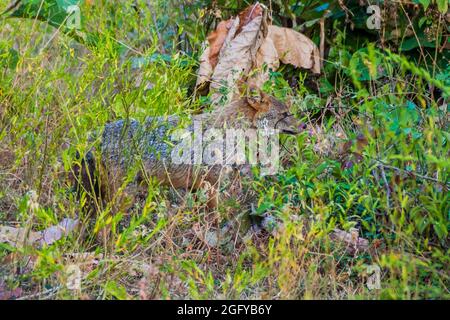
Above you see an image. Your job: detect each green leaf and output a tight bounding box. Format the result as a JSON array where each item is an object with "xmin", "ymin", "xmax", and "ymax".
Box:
[
  {"xmin": 130, "ymin": 53, "xmax": 172, "ymax": 69},
  {"xmin": 255, "ymin": 201, "xmax": 273, "ymax": 216},
  {"xmin": 6, "ymin": 0, "xmax": 82, "ymax": 29},
  {"xmin": 400, "ymin": 32, "xmax": 439, "ymax": 51},
  {"xmin": 418, "ymin": 17, "xmax": 429, "ymax": 28},
  {"xmin": 105, "ymin": 281, "xmax": 129, "ymax": 300},
  {"xmin": 300, "ymin": 18, "xmax": 320, "ymax": 29},
  {"xmin": 419, "ymin": 0, "xmax": 431, "ymax": 10},
  {"xmin": 315, "ymin": 162, "xmax": 329, "ymax": 175},
  {"xmin": 347, "ymin": 46, "xmax": 385, "ymax": 81},
  {"xmin": 0, "ymin": 45, "xmax": 19, "ymax": 69},
  {"xmin": 319, "ymin": 77, "xmax": 334, "ymax": 94},
  {"xmin": 436, "ymin": 0, "xmax": 449, "ymax": 13},
  {"xmin": 3, "ymin": 0, "xmax": 98, "ymax": 47},
  {"xmin": 432, "ymin": 221, "xmax": 448, "ymax": 240}
]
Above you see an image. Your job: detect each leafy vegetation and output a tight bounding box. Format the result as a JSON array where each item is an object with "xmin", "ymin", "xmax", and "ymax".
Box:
[{"xmin": 0, "ymin": 0, "xmax": 448, "ymax": 299}]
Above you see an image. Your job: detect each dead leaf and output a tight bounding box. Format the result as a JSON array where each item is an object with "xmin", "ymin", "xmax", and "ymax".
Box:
[
  {"xmin": 207, "ymin": 19, "xmax": 233, "ymax": 68},
  {"xmin": 236, "ymin": 3, "xmax": 263, "ymax": 36},
  {"xmin": 65, "ymin": 264, "xmax": 82, "ymax": 291},
  {"xmin": 40, "ymin": 218, "xmax": 79, "ymax": 246},
  {"xmin": 195, "ymin": 46, "xmax": 214, "ymax": 90},
  {"xmin": 195, "ymin": 4, "xmax": 320, "ymax": 102},
  {"xmin": 204, "ymin": 231, "xmax": 219, "ymax": 247},
  {"xmin": 330, "ymin": 228, "xmax": 369, "ymax": 254},
  {"xmin": 193, "ymin": 223, "xmax": 233, "ymax": 248},
  {"xmin": 0, "ymin": 226, "xmax": 41, "ymax": 248},
  {"xmin": 0, "ymin": 218, "xmax": 79, "ymax": 248},
  {"xmin": 210, "ymin": 15, "xmax": 264, "ymax": 104},
  {"xmin": 264, "ymin": 25, "xmax": 321, "ymax": 74}
]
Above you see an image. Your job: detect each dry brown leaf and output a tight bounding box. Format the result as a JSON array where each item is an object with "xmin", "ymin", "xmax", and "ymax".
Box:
[
  {"xmin": 0, "ymin": 218, "xmax": 79, "ymax": 248},
  {"xmin": 40, "ymin": 218, "xmax": 79, "ymax": 246},
  {"xmin": 236, "ymin": 3, "xmax": 263, "ymax": 36},
  {"xmin": 265, "ymin": 25, "xmax": 321, "ymax": 74},
  {"xmin": 218, "ymin": 17, "xmax": 240, "ymax": 56},
  {"xmin": 207, "ymin": 19, "xmax": 233, "ymax": 68},
  {"xmin": 195, "ymin": 46, "xmax": 214, "ymax": 90},
  {"xmin": 0, "ymin": 226, "xmax": 41, "ymax": 248},
  {"xmin": 210, "ymin": 15, "xmax": 264, "ymax": 104},
  {"xmin": 196, "ymin": 4, "xmax": 320, "ymax": 102},
  {"xmin": 330, "ymin": 228, "xmax": 369, "ymax": 254}
]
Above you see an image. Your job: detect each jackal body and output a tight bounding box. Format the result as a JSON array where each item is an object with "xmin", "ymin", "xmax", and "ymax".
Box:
[{"xmin": 74, "ymin": 95, "xmax": 302, "ymax": 209}]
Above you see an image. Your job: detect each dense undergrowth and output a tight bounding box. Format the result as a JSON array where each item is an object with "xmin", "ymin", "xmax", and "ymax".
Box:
[{"xmin": 0, "ymin": 0, "xmax": 448, "ymax": 299}]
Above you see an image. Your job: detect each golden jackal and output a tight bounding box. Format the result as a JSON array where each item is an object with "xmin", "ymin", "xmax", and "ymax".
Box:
[{"xmin": 72, "ymin": 92, "xmax": 304, "ymax": 211}]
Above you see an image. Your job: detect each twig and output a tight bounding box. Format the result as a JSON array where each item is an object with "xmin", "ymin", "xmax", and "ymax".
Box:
[
  {"xmin": 1, "ymin": 0, "xmax": 21, "ymax": 16},
  {"xmin": 146, "ymin": 1, "xmax": 166, "ymax": 54},
  {"xmin": 16, "ymin": 286, "xmax": 61, "ymax": 300},
  {"xmin": 375, "ymin": 160, "xmax": 447, "ymax": 185},
  {"xmin": 380, "ymin": 165, "xmax": 391, "ymax": 212},
  {"xmin": 319, "ymin": 15, "xmax": 326, "ymax": 70}
]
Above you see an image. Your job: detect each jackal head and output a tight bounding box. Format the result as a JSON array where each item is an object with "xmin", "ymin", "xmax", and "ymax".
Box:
[{"xmin": 246, "ymin": 90, "xmax": 304, "ymax": 135}]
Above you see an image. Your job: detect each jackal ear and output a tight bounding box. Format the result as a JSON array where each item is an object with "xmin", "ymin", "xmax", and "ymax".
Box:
[
  {"xmin": 246, "ymin": 88, "xmax": 271, "ymax": 111},
  {"xmin": 246, "ymin": 87, "xmax": 262, "ymax": 108}
]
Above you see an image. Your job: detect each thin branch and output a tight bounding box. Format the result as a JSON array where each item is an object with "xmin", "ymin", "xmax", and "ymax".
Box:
[{"xmin": 375, "ymin": 160, "xmax": 447, "ymax": 185}]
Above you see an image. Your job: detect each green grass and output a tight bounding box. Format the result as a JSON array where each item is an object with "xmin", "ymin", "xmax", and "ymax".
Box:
[{"xmin": 0, "ymin": 1, "xmax": 448, "ymax": 300}]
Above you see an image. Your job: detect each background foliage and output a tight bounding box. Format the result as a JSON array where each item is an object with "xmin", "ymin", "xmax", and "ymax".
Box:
[{"xmin": 0, "ymin": 0, "xmax": 448, "ymax": 299}]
